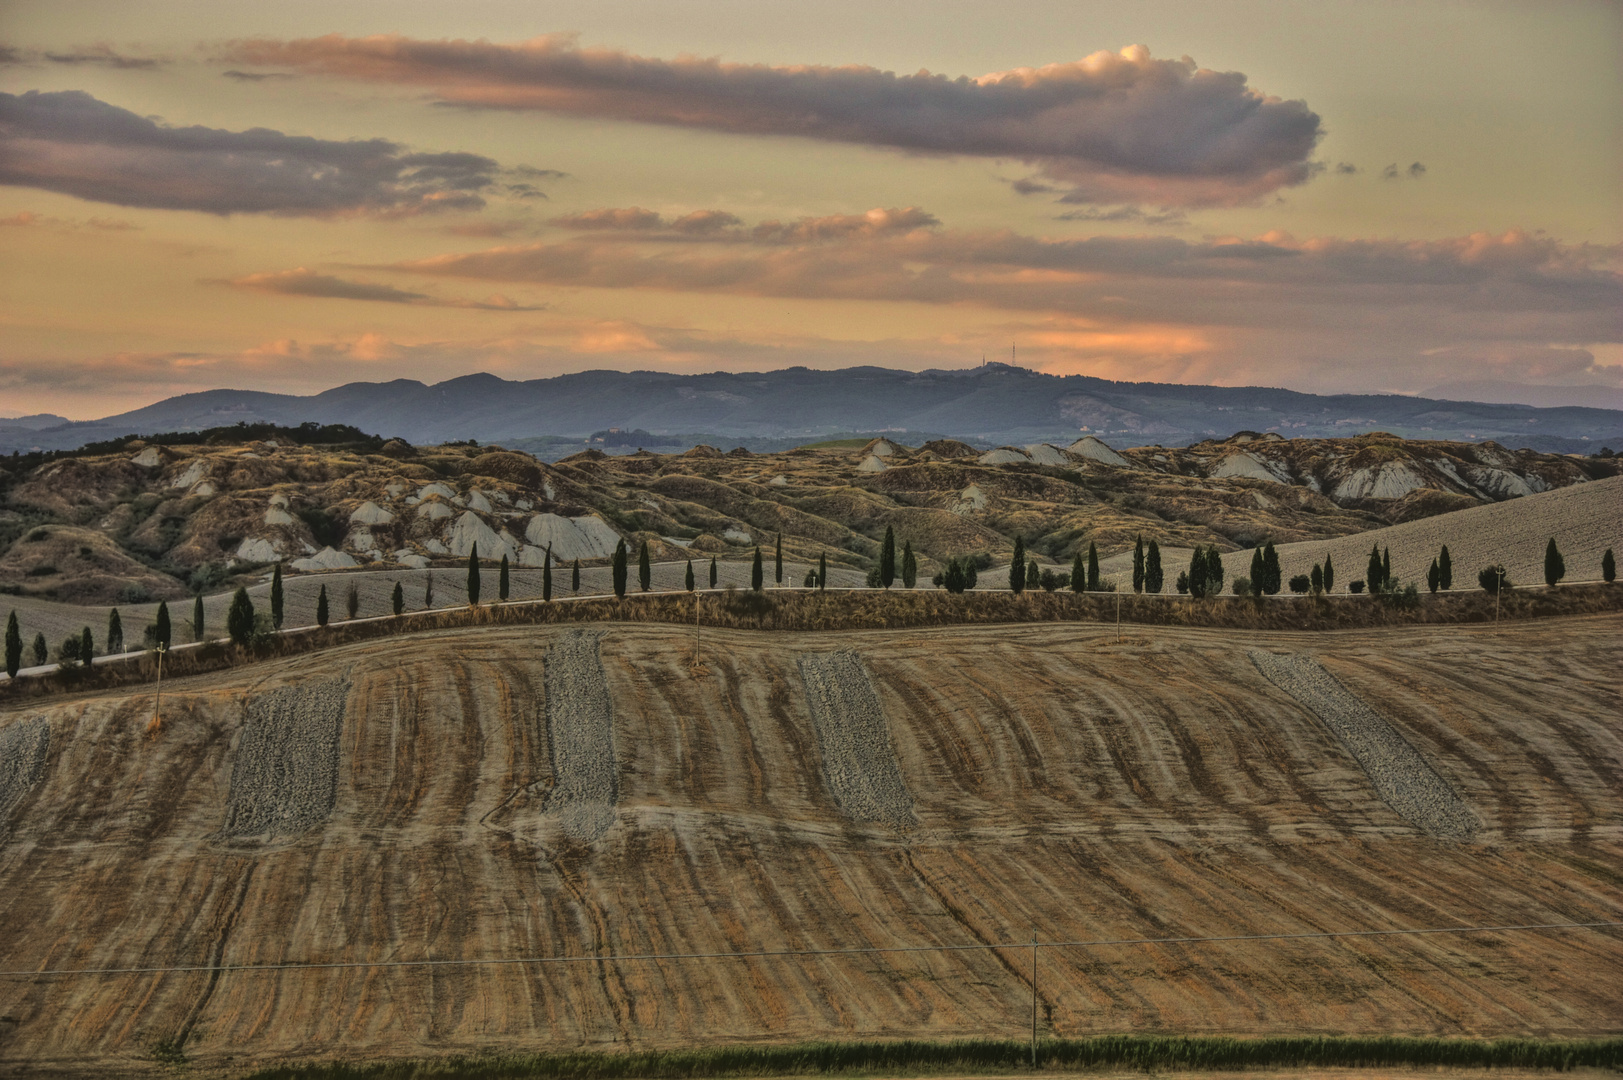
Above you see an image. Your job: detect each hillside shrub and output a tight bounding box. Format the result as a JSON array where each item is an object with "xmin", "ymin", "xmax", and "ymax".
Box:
[
  {"xmin": 1479, "ymin": 567, "xmax": 1511, "ymax": 594},
  {"xmin": 1349, "ymin": 580, "xmax": 1365, "ymax": 594},
  {"xmin": 1175, "ymin": 571, "xmax": 1189, "ymax": 594},
  {"xmin": 1038, "ymin": 569, "xmax": 1066, "ymax": 593},
  {"xmin": 1231, "ymin": 576, "xmax": 1251, "ymax": 596},
  {"xmin": 1289, "ymin": 574, "xmax": 1311, "ymax": 594}
]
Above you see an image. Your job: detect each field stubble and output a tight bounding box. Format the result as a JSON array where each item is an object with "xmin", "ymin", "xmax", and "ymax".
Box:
[{"xmin": 0, "ymin": 616, "xmax": 1619, "ymax": 1075}]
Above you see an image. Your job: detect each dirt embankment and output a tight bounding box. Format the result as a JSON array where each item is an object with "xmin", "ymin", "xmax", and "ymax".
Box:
[{"xmin": 0, "ymin": 617, "xmax": 1618, "ymax": 1074}]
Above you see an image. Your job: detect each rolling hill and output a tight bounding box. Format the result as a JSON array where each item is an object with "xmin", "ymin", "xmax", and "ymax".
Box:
[
  {"xmin": 5, "ymin": 364, "xmax": 1622, "ymax": 454},
  {"xmin": 0, "ymin": 617, "xmax": 1618, "ymax": 1073}
]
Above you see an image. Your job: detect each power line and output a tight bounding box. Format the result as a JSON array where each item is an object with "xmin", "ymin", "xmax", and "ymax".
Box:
[{"xmin": 4, "ymin": 919, "xmax": 1617, "ymax": 981}]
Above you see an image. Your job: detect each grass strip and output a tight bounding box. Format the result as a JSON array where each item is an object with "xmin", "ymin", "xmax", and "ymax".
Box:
[{"xmin": 237, "ymin": 1036, "xmax": 1623, "ymax": 1079}]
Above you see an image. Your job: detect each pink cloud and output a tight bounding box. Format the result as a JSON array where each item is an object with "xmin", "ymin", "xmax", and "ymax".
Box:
[{"xmin": 224, "ymin": 36, "xmax": 1323, "ymax": 206}]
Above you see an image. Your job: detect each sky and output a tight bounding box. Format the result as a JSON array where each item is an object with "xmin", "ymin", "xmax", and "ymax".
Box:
[{"xmin": 1, "ymin": 0, "xmax": 1620, "ymax": 420}]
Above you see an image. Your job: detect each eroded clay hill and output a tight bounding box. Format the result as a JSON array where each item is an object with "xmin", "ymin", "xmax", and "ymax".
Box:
[
  {"xmin": 0, "ymin": 617, "xmax": 1619, "ymax": 1072},
  {"xmin": 2, "ymin": 430, "xmax": 1612, "ymax": 605}
]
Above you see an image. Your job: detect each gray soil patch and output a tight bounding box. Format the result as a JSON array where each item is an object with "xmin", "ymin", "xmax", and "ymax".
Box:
[
  {"xmin": 1250, "ymin": 650, "xmax": 1478, "ymax": 840},
  {"xmin": 798, "ymin": 651, "xmax": 915, "ymax": 829},
  {"xmin": 219, "ymin": 678, "xmax": 349, "ymax": 839},
  {"xmin": 0, "ymin": 717, "xmax": 49, "ymax": 839},
  {"xmin": 541, "ymin": 630, "xmax": 618, "ymax": 842}
]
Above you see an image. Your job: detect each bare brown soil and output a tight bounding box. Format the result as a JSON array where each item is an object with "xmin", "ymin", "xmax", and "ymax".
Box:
[{"xmin": 0, "ymin": 617, "xmax": 1618, "ymax": 1077}]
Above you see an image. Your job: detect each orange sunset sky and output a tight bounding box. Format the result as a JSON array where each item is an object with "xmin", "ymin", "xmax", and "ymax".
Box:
[{"xmin": 1, "ymin": 0, "xmax": 1619, "ymax": 419}]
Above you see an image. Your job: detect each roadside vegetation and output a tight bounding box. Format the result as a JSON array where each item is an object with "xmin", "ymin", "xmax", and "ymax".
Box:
[{"xmin": 234, "ymin": 1035, "xmax": 1623, "ymax": 1080}]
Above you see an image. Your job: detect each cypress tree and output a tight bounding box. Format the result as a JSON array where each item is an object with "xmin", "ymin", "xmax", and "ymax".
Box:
[
  {"xmin": 879, "ymin": 526, "xmax": 896, "ymax": 589},
  {"xmin": 1382, "ymin": 547, "xmax": 1392, "ymax": 589},
  {"xmin": 4, "ymin": 611, "xmax": 20, "ymax": 678},
  {"xmin": 1188, "ymin": 547, "xmax": 1208, "ymax": 598},
  {"xmin": 155, "ymin": 601, "xmax": 171, "ymax": 648},
  {"xmin": 392, "ymin": 581, "xmax": 404, "ymax": 616},
  {"xmin": 1603, "ymin": 547, "xmax": 1616, "ymax": 583},
  {"xmin": 1145, "ymin": 540, "xmax": 1163, "ymax": 594},
  {"xmin": 1427, "ymin": 558, "xmax": 1440, "ymax": 594},
  {"xmin": 1207, "ymin": 547, "xmax": 1225, "ymax": 595},
  {"xmin": 1132, "ymin": 535, "xmax": 1145, "ymax": 593},
  {"xmin": 1009, "ymin": 536, "xmax": 1026, "ymax": 594},
  {"xmin": 80, "ymin": 626, "xmax": 94, "ymax": 666},
  {"xmin": 1439, "ymin": 545, "xmax": 1452, "ymax": 590},
  {"xmin": 424, "ymin": 573, "xmax": 435, "ymax": 609},
  {"xmin": 1323, "ymin": 553, "xmax": 1335, "ymax": 593},
  {"xmin": 709, "ymin": 556, "xmax": 718, "ymax": 589},
  {"xmin": 227, "ymin": 587, "xmax": 255, "ymax": 646},
  {"xmin": 775, "ymin": 535, "xmax": 784, "ymax": 586},
  {"xmin": 1087, "ymin": 541, "xmax": 1100, "ymax": 591},
  {"xmin": 346, "ymin": 581, "xmax": 359, "ymax": 620},
  {"xmin": 1262, "ymin": 541, "xmax": 1281, "ymax": 595},
  {"xmin": 467, "ymin": 543, "xmax": 482, "ymax": 605},
  {"xmin": 543, "ymin": 547, "xmax": 553, "ymax": 602},
  {"xmin": 685, "ymin": 560, "xmax": 695, "ymax": 592},
  {"xmin": 1250, "ymin": 547, "xmax": 1264, "ymax": 593},
  {"xmin": 1310, "ymin": 563, "xmax": 1323, "ymax": 594},
  {"xmin": 270, "ymin": 563, "xmax": 284, "ymax": 629},
  {"xmin": 901, "ymin": 541, "xmax": 917, "ymax": 589},
  {"xmin": 499, "ymin": 554, "xmax": 510, "ymax": 601},
  {"xmin": 612, "ymin": 540, "xmax": 628, "ymax": 597},
  {"xmin": 107, "ymin": 608, "xmax": 123, "ymax": 655},
  {"xmin": 31, "ymin": 632, "xmax": 47, "ymax": 667},
  {"xmin": 1026, "ymin": 559, "xmax": 1040, "ymax": 591},
  {"xmin": 316, "ymin": 585, "xmax": 329, "ymax": 626},
  {"xmin": 1070, "ymin": 551, "xmax": 1085, "ymax": 593},
  {"xmin": 1367, "ymin": 543, "xmax": 1383, "ymax": 594},
  {"xmin": 639, "ymin": 540, "xmax": 652, "ymax": 592},
  {"xmin": 818, "ymin": 553, "xmax": 827, "ymax": 591},
  {"xmin": 751, "ymin": 547, "xmax": 764, "ymax": 592},
  {"xmin": 572, "ymin": 559, "xmax": 581, "ymax": 592},
  {"xmin": 1544, "ymin": 537, "xmax": 1565, "ymax": 586},
  {"xmin": 193, "ymin": 594, "xmax": 205, "ymax": 641}
]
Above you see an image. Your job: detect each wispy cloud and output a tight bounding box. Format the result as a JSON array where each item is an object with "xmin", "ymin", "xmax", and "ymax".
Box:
[
  {"xmin": 1055, "ymin": 205, "xmax": 1187, "ymax": 227},
  {"xmin": 0, "ymin": 89, "xmax": 557, "ymax": 217},
  {"xmin": 224, "ymin": 36, "xmax": 1324, "ymax": 207},
  {"xmin": 1382, "ymin": 161, "xmax": 1427, "ymax": 180},
  {"xmin": 44, "ymin": 44, "xmax": 163, "ymax": 70},
  {"xmin": 225, "ymin": 267, "xmax": 542, "ymax": 310},
  {"xmin": 221, "ymin": 69, "xmax": 294, "ymax": 82},
  {"xmin": 375, "ymin": 210, "xmax": 1621, "ymax": 390}
]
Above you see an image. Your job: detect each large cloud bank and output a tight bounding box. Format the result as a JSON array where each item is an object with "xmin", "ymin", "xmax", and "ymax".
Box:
[
  {"xmin": 0, "ymin": 89, "xmax": 504, "ymax": 216},
  {"xmin": 227, "ymin": 36, "xmax": 1323, "ymax": 206}
]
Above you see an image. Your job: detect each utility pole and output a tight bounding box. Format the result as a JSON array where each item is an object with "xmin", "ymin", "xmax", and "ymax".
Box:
[
  {"xmin": 149, "ymin": 642, "xmax": 166, "ymax": 737},
  {"xmin": 1495, "ymin": 564, "xmax": 1506, "ymax": 622},
  {"xmin": 1030, "ymin": 935, "xmax": 1039, "ymax": 1068}
]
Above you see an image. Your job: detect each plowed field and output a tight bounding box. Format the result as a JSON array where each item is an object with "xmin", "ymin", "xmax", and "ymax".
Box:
[{"xmin": 0, "ymin": 616, "xmax": 1619, "ymax": 1075}]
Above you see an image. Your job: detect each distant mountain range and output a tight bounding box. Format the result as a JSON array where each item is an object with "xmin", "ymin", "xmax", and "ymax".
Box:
[{"xmin": 5, "ymin": 364, "xmax": 1621, "ymax": 457}]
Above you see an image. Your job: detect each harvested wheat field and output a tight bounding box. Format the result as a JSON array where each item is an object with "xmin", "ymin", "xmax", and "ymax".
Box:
[{"xmin": 0, "ymin": 615, "xmax": 1620, "ymax": 1075}]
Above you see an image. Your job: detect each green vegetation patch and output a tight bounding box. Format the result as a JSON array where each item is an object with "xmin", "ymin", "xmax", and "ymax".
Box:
[{"xmin": 239, "ymin": 1036, "xmax": 1623, "ymax": 1080}]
